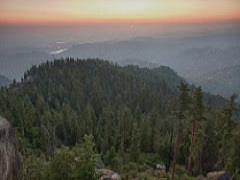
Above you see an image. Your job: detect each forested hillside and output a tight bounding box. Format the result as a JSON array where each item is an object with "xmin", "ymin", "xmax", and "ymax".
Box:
[{"xmin": 0, "ymin": 59, "xmax": 239, "ymax": 179}]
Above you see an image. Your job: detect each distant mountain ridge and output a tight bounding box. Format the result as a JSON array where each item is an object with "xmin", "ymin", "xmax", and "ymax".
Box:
[
  {"xmin": 0, "ymin": 51, "xmax": 53, "ymax": 80},
  {"xmin": 188, "ymin": 65, "xmax": 240, "ymax": 100},
  {"xmin": 0, "ymin": 32, "xmax": 239, "ymax": 98},
  {"xmin": 0, "ymin": 74, "xmax": 11, "ymax": 87}
]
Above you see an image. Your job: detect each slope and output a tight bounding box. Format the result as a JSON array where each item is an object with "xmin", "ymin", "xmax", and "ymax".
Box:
[
  {"xmin": 0, "ymin": 59, "xmax": 226, "ymax": 147},
  {"xmin": 0, "ymin": 59, "xmax": 235, "ymax": 179}
]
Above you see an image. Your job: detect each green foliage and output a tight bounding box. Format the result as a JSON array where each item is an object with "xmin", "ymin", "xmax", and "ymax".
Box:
[
  {"xmin": 25, "ymin": 135, "xmax": 99, "ymax": 180},
  {"xmin": 0, "ymin": 59, "xmax": 238, "ymax": 179},
  {"xmin": 216, "ymin": 94, "xmax": 238, "ymax": 172},
  {"xmin": 72, "ymin": 135, "xmax": 100, "ymax": 180},
  {"xmin": 104, "ymin": 147, "xmax": 123, "ymax": 173},
  {"xmin": 174, "ymin": 165, "xmax": 198, "ymax": 180},
  {"xmin": 0, "ymin": 59, "xmax": 185, "ymax": 152},
  {"xmin": 47, "ymin": 146, "xmax": 74, "ymax": 180},
  {"xmin": 129, "ymin": 122, "xmax": 141, "ymax": 162},
  {"xmin": 24, "ymin": 154, "xmax": 48, "ymax": 180},
  {"xmin": 225, "ymin": 121, "xmax": 240, "ymax": 177}
]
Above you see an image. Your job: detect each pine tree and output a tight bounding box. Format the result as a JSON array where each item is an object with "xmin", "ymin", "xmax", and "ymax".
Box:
[
  {"xmin": 73, "ymin": 135, "xmax": 100, "ymax": 180},
  {"xmin": 187, "ymin": 87, "xmax": 204, "ymax": 175},
  {"xmin": 172, "ymin": 82, "xmax": 190, "ymax": 180},
  {"xmin": 217, "ymin": 94, "xmax": 237, "ymax": 169},
  {"xmin": 226, "ymin": 122, "xmax": 240, "ymax": 178},
  {"xmin": 129, "ymin": 122, "xmax": 141, "ymax": 162}
]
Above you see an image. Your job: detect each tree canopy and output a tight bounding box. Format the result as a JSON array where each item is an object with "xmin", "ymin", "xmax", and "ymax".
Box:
[{"xmin": 0, "ymin": 59, "xmax": 239, "ymax": 179}]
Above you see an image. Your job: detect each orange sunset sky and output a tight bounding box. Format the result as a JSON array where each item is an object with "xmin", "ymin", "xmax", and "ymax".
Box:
[{"xmin": 1, "ymin": 0, "xmax": 240, "ymax": 25}]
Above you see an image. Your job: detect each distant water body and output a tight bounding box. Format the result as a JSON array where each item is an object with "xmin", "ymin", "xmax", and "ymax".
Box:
[{"xmin": 50, "ymin": 48, "xmax": 68, "ymax": 55}]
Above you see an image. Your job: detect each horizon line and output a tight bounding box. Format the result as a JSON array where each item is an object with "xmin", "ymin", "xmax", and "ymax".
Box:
[{"xmin": 1, "ymin": 17, "xmax": 240, "ymax": 26}]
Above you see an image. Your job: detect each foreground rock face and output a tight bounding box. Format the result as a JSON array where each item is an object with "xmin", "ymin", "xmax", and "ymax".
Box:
[
  {"xmin": 0, "ymin": 116, "xmax": 21, "ymax": 180},
  {"xmin": 98, "ymin": 169, "xmax": 121, "ymax": 180},
  {"xmin": 207, "ymin": 171, "xmax": 231, "ymax": 180}
]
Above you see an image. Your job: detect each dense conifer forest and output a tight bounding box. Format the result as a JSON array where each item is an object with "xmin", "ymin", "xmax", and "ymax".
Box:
[{"xmin": 0, "ymin": 59, "xmax": 239, "ymax": 179}]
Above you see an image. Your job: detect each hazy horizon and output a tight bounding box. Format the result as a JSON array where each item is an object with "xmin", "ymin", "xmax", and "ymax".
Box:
[
  {"xmin": 1, "ymin": 0, "xmax": 239, "ymax": 50},
  {"xmin": 1, "ymin": 21, "xmax": 240, "ymax": 50}
]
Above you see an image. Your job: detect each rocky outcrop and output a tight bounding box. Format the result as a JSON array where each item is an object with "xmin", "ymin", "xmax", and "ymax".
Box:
[
  {"xmin": 0, "ymin": 116, "xmax": 22, "ymax": 180},
  {"xmin": 207, "ymin": 171, "xmax": 231, "ymax": 180},
  {"xmin": 98, "ymin": 169, "xmax": 121, "ymax": 180}
]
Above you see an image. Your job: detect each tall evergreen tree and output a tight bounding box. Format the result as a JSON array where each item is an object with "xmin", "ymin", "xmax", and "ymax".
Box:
[
  {"xmin": 187, "ymin": 87, "xmax": 204, "ymax": 175},
  {"xmin": 172, "ymin": 82, "xmax": 190, "ymax": 180},
  {"xmin": 216, "ymin": 94, "xmax": 237, "ymax": 169},
  {"xmin": 129, "ymin": 122, "xmax": 141, "ymax": 162}
]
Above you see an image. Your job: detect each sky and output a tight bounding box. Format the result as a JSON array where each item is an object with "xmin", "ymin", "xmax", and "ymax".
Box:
[
  {"xmin": 1, "ymin": 0, "xmax": 240, "ymax": 25},
  {"xmin": 1, "ymin": 0, "xmax": 240, "ymax": 49}
]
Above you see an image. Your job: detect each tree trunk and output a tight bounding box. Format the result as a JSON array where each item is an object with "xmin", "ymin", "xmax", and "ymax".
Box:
[
  {"xmin": 187, "ymin": 121, "xmax": 196, "ymax": 175},
  {"xmin": 171, "ymin": 116, "xmax": 181, "ymax": 180},
  {"xmin": 166, "ymin": 126, "xmax": 173, "ymax": 172}
]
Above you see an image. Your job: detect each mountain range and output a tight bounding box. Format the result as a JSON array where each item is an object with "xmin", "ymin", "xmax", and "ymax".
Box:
[
  {"xmin": 0, "ymin": 74, "xmax": 11, "ymax": 87},
  {"xmin": 0, "ymin": 32, "xmax": 239, "ymax": 99},
  {"xmin": 188, "ymin": 65, "xmax": 240, "ymax": 98}
]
